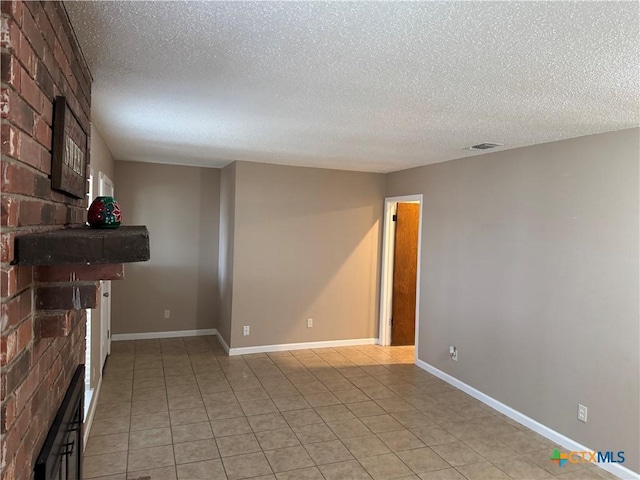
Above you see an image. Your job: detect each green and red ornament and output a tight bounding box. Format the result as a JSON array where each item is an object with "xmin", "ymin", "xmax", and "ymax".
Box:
[{"xmin": 88, "ymin": 196, "xmax": 122, "ymax": 228}]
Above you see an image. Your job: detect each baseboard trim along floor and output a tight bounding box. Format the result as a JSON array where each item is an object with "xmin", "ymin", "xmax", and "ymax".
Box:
[
  {"xmin": 226, "ymin": 337, "xmax": 377, "ymax": 356},
  {"xmin": 111, "ymin": 329, "xmax": 218, "ymax": 341},
  {"xmin": 110, "ymin": 331, "xmax": 375, "ymax": 357}
]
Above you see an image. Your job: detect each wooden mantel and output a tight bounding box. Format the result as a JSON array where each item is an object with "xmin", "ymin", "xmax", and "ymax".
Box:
[{"xmin": 14, "ymin": 225, "xmax": 150, "ymax": 266}]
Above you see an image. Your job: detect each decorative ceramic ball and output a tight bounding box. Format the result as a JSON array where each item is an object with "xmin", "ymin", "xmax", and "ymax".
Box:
[{"xmin": 88, "ymin": 196, "xmax": 122, "ymax": 228}]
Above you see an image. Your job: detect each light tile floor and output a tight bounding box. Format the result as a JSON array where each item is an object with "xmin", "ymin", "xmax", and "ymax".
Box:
[{"xmin": 84, "ymin": 336, "xmax": 618, "ymax": 480}]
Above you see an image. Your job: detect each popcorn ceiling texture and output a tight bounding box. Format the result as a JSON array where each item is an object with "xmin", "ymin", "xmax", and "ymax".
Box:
[{"xmin": 65, "ymin": 1, "xmax": 639, "ymax": 173}]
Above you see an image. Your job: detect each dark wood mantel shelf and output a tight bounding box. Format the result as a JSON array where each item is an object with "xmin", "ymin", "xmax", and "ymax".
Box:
[{"xmin": 15, "ymin": 225, "xmax": 150, "ymax": 266}]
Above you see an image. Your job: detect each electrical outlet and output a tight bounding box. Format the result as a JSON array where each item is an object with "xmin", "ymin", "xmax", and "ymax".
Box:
[
  {"xmin": 307, "ymin": 318, "xmax": 313, "ymax": 328},
  {"xmin": 243, "ymin": 325, "xmax": 250, "ymax": 336},
  {"xmin": 449, "ymin": 346, "xmax": 458, "ymax": 361},
  {"xmin": 164, "ymin": 310, "xmax": 170, "ymax": 319},
  {"xmin": 578, "ymin": 404, "xmax": 588, "ymax": 423}
]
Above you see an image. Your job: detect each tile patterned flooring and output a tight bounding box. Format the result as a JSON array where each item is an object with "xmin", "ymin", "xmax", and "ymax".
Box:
[{"xmin": 84, "ymin": 336, "xmax": 618, "ymax": 480}]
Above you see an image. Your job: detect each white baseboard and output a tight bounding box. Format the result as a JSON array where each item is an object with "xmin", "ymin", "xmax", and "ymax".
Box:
[
  {"xmin": 215, "ymin": 331, "xmax": 230, "ymax": 354},
  {"xmin": 416, "ymin": 359, "xmax": 639, "ymax": 480},
  {"xmin": 83, "ymin": 375, "xmax": 102, "ymax": 450},
  {"xmin": 111, "ymin": 329, "xmax": 217, "ymax": 341},
  {"xmin": 228, "ymin": 337, "xmax": 377, "ymax": 356}
]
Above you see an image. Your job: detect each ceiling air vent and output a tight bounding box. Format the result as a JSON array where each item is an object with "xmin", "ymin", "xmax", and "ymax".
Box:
[{"xmin": 466, "ymin": 142, "xmax": 503, "ymax": 151}]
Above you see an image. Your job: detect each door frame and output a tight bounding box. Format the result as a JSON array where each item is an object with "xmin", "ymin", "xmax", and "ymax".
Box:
[
  {"xmin": 85, "ymin": 166, "xmax": 95, "ymax": 416},
  {"xmin": 98, "ymin": 172, "xmax": 114, "ymax": 366},
  {"xmin": 378, "ymin": 195, "xmax": 423, "ymax": 359}
]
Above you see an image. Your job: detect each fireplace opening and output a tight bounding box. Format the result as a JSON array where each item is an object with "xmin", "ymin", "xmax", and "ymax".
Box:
[{"xmin": 34, "ymin": 365, "xmax": 85, "ymax": 480}]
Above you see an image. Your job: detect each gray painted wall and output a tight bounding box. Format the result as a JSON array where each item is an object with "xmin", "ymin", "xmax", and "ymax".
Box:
[
  {"xmin": 386, "ymin": 128, "xmax": 640, "ymax": 472},
  {"xmin": 229, "ymin": 161, "xmax": 385, "ymax": 348},
  {"xmin": 112, "ymin": 161, "xmax": 220, "ymax": 334}
]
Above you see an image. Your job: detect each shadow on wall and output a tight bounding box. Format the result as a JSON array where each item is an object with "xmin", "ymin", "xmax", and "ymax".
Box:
[
  {"xmin": 112, "ymin": 161, "xmax": 221, "ymax": 337},
  {"xmin": 111, "ymin": 263, "xmax": 217, "ymax": 334}
]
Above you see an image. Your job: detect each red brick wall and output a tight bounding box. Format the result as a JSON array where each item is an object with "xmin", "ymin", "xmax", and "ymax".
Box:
[{"xmin": 0, "ymin": 2, "xmax": 91, "ymax": 479}]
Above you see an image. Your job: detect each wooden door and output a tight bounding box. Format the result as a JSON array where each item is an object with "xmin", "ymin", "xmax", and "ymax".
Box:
[{"xmin": 391, "ymin": 203, "xmax": 419, "ymax": 345}]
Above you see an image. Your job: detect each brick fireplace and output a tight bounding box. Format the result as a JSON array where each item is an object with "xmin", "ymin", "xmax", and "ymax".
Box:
[{"xmin": 1, "ymin": 2, "xmax": 92, "ymax": 479}]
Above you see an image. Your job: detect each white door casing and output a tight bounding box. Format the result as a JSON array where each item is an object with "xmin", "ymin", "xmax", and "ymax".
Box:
[
  {"xmin": 98, "ymin": 172, "xmax": 114, "ymax": 369},
  {"xmin": 378, "ymin": 195, "xmax": 423, "ymax": 360}
]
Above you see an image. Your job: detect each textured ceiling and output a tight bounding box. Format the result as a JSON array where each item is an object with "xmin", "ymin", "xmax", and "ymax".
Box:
[{"xmin": 64, "ymin": 1, "xmax": 639, "ymax": 173}]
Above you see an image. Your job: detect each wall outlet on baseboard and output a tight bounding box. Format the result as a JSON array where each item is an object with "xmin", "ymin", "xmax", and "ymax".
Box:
[
  {"xmin": 243, "ymin": 325, "xmax": 250, "ymax": 336},
  {"xmin": 307, "ymin": 318, "xmax": 313, "ymax": 328},
  {"xmin": 577, "ymin": 404, "xmax": 587, "ymax": 423},
  {"xmin": 164, "ymin": 310, "xmax": 170, "ymax": 319}
]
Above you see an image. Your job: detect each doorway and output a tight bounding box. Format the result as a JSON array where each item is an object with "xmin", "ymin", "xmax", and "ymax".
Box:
[
  {"xmin": 379, "ymin": 195, "xmax": 423, "ymax": 354},
  {"xmin": 84, "ymin": 166, "xmax": 94, "ymax": 420},
  {"xmin": 98, "ymin": 172, "xmax": 114, "ymax": 370}
]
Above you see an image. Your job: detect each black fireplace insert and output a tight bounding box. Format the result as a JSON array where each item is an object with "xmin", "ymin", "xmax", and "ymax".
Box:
[{"xmin": 34, "ymin": 365, "xmax": 84, "ymax": 480}]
